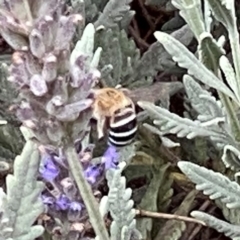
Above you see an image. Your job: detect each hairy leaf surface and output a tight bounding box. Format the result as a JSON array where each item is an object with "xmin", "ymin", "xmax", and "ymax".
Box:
[{"xmin": 178, "ymin": 161, "xmax": 240, "ymax": 209}]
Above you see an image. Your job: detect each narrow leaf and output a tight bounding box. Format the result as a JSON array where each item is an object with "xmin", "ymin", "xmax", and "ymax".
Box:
[
  {"xmin": 222, "ymin": 145, "xmax": 240, "ymax": 171},
  {"xmin": 191, "ymin": 211, "xmax": 240, "ymax": 238},
  {"xmin": 70, "ymin": 23, "xmax": 95, "ymax": 66},
  {"xmin": 153, "ymin": 31, "xmax": 236, "ymax": 101},
  {"xmin": 220, "ymin": 55, "xmax": 240, "ymax": 101},
  {"xmin": 206, "ymin": 0, "xmax": 234, "ymax": 30},
  {"xmin": 138, "ymin": 101, "xmax": 228, "ymax": 142},
  {"xmin": 207, "ymin": 0, "xmax": 240, "ymax": 101},
  {"xmin": 178, "ymin": 161, "xmax": 240, "ymax": 209},
  {"xmin": 1, "ymin": 140, "xmax": 45, "ymax": 240},
  {"xmin": 183, "ymin": 74, "xmax": 224, "ymax": 121},
  {"xmin": 198, "ymin": 32, "xmax": 224, "ymax": 71},
  {"xmin": 172, "ymin": 0, "xmax": 205, "ymax": 40}
]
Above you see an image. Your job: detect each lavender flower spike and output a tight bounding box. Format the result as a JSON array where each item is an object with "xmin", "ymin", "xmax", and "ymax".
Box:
[{"xmin": 1, "ymin": 0, "xmax": 109, "ymax": 236}]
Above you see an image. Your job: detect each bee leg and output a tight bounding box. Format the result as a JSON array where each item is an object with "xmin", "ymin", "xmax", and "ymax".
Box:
[
  {"xmin": 120, "ymin": 88, "xmax": 131, "ymax": 96},
  {"xmin": 115, "ymin": 84, "xmax": 122, "ymax": 89},
  {"xmin": 109, "ymin": 117, "xmax": 113, "ymax": 125},
  {"xmin": 131, "ymin": 101, "xmax": 135, "ymax": 109},
  {"xmin": 109, "ymin": 115, "xmax": 116, "ymax": 126},
  {"xmin": 97, "ymin": 116, "xmax": 106, "ymax": 139}
]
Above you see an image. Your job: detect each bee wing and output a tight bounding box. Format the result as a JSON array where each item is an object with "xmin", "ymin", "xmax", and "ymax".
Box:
[{"xmin": 123, "ymin": 82, "xmax": 183, "ymax": 106}]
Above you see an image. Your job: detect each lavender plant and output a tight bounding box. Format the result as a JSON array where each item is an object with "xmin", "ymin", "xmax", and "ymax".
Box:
[
  {"xmin": 139, "ymin": 0, "xmax": 240, "ymax": 239},
  {"xmin": 0, "ymin": 0, "xmax": 214, "ymax": 239},
  {"xmin": 0, "ymin": 0, "xmax": 147, "ymax": 240}
]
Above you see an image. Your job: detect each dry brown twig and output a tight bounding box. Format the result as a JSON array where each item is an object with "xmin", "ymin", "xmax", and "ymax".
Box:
[{"xmin": 135, "ymin": 209, "xmax": 207, "ymax": 226}]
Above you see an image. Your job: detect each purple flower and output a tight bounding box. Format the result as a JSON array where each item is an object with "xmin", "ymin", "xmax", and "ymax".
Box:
[
  {"xmin": 69, "ymin": 201, "xmax": 83, "ymax": 212},
  {"xmin": 55, "ymin": 194, "xmax": 71, "ymax": 210},
  {"xmin": 39, "ymin": 154, "xmax": 59, "ymax": 181},
  {"xmin": 68, "ymin": 201, "xmax": 83, "ymax": 221},
  {"xmin": 41, "ymin": 194, "xmax": 55, "ymax": 207},
  {"xmin": 61, "ymin": 177, "xmax": 77, "ymax": 199},
  {"xmin": 84, "ymin": 165, "xmax": 101, "ymax": 184},
  {"xmin": 102, "ymin": 145, "xmax": 119, "ymax": 170}
]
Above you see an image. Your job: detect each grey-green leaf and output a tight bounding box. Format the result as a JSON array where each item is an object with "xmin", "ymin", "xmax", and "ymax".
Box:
[
  {"xmin": 220, "ymin": 55, "xmax": 240, "ymax": 102},
  {"xmin": 191, "ymin": 211, "xmax": 240, "ymax": 238},
  {"xmin": 183, "ymin": 75, "xmax": 224, "ymax": 121},
  {"xmin": 153, "ymin": 31, "xmax": 236, "ymax": 101},
  {"xmin": 138, "ymin": 101, "xmax": 228, "ymax": 143},
  {"xmin": 178, "ymin": 161, "xmax": 240, "ymax": 209},
  {"xmin": 94, "ymin": 0, "xmax": 133, "ymax": 29},
  {"xmin": 198, "ymin": 32, "xmax": 224, "ymax": 72},
  {"xmin": 172, "ymin": 0, "xmax": 205, "ymax": 40},
  {"xmin": 222, "ymin": 145, "xmax": 240, "ymax": 171},
  {"xmin": 70, "ymin": 23, "xmax": 95, "ymax": 65},
  {"xmin": 0, "ymin": 140, "xmax": 44, "ymax": 240},
  {"xmin": 206, "ymin": 0, "xmax": 235, "ymax": 30}
]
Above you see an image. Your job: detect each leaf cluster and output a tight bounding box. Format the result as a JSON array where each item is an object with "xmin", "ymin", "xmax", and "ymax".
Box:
[
  {"xmin": 0, "ymin": 128, "xmax": 44, "ymax": 240},
  {"xmin": 138, "ymin": 0, "xmax": 240, "ymax": 238}
]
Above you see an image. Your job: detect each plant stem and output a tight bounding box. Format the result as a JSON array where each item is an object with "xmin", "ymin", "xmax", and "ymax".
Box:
[
  {"xmin": 64, "ymin": 144, "xmax": 110, "ymax": 240},
  {"xmin": 136, "ymin": 209, "xmax": 206, "ymax": 226}
]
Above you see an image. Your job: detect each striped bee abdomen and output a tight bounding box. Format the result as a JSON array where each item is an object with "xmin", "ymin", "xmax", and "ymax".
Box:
[{"xmin": 108, "ymin": 107, "xmax": 137, "ymax": 147}]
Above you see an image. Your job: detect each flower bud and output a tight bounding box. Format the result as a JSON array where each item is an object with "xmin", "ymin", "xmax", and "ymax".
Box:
[
  {"xmin": 15, "ymin": 101, "xmax": 35, "ymax": 121},
  {"xmin": 70, "ymin": 223, "xmax": 84, "ymax": 233},
  {"xmin": 30, "ymin": 74, "xmax": 48, "ymax": 96},
  {"xmin": 25, "ymin": 53, "xmax": 42, "ymax": 75},
  {"xmin": 54, "ymin": 14, "xmax": 83, "ymax": 51},
  {"xmin": 38, "ymin": 16, "xmax": 54, "ymax": 50},
  {"xmin": 46, "ymin": 119, "xmax": 65, "ymax": 143},
  {"xmin": 29, "ymin": 29, "xmax": 45, "ymax": 58},
  {"xmin": 9, "ymin": 52, "xmax": 30, "ymax": 87},
  {"xmin": 57, "ymin": 49, "xmax": 70, "ymax": 74},
  {"xmin": 61, "ymin": 177, "xmax": 77, "ymax": 199},
  {"xmin": 70, "ymin": 55, "xmax": 88, "ymax": 88},
  {"xmin": 67, "ymin": 201, "xmax": 83, "ymax": 221},
  {"xmin": 42, "ymin": 53, "xmax": 57, "ymax": 82},
  {"xmin": 46, "ymin": 98, "xmax": 93, "ymax": 122}
]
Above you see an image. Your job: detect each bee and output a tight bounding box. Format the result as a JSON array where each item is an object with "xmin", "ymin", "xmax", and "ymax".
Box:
[{"xmin": 91, "ymin": 86, "xmax": 137, "ymax": 147}]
